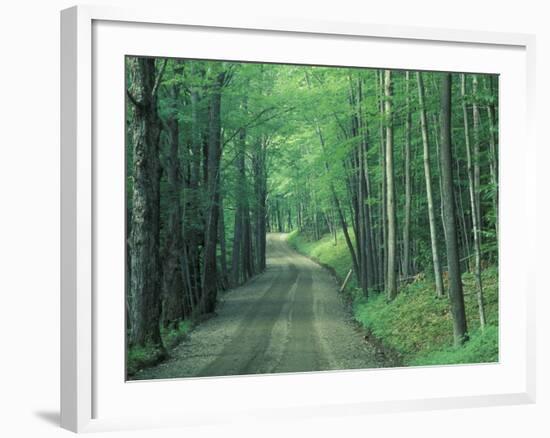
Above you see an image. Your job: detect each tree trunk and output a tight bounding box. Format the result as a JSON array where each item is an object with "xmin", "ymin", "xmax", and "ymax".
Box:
[
  {"xmin": 127, "ymin": 57, "xmax": 163, "ymax": 348},
  {"xmin": 417, "ymin": 72, "xmax": 445, "ymax": 298},
  {"xmin": 231, "ymin": 126, "xmax": 246, "ymax": 286},
  {"xmin": 472, "ymin": 75, "xmax": 482, "ymax": 231},
  {"xmin": 378, "ymin": 70, "xmax": 388, "ymax": 291},
  {"xmin": 486, "ymin": 76, "xmax": 499, "ymax": 238},
  {"xmin": 201, "ymin": 71, "xmax": 225, "ymax": 314},
  {"xmin": 161, "ymin": 95, "xmax": 185, "ymax": 327},
  {"xmin": 315, "ymin": 122, "xmax": 359, "ymax": 279},
  {"xmin": 218, "ymin": 194, "xmax": 229, "ymax": 289},
  {"xmin": 384, "ymin": 70, "xmax": 397, "ymax": 300},
  {"xmin": 402, "ymin": 71, "xmax": 412, "ymax": 278},
  {"xmin": 461, "ymin": 74, "xmax": 487, "ymax": 329},
  {"xmin": 440, "ymin": 73, "xmax": 468, "ymax": 346}
]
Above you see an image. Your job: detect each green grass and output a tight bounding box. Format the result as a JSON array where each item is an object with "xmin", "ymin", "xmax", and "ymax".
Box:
[
  {"xmin": 127, "ymin": 320, "xmax": 192, "ymax": 377},
  {"xmin": 287, "ymin": 229, "xmax": 359, "ymax": 290},
  {"xmin": 287, "ymin": 230, "xmax": 499, "ymax": 367}
]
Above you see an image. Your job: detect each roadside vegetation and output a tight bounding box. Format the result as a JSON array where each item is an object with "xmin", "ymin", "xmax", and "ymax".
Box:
[{"xmin": 288, "ymin": 230, "xmax": 498, "ymax": 366}]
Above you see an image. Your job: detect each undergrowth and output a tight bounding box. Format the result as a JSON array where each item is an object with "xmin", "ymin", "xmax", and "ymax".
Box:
[{"xmin": 127, "ymin": 319, "xmax": 192, "ymax": 377}]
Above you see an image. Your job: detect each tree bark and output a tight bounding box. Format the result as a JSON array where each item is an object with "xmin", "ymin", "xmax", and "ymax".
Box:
[
  {"xmin": 161, "ymin": 88, "xmax": 185, "ymax": 327},
  {"xmin": 440, "ymin": 73, "xmax": 468, "ymax": 346},
  {"xmin": 402, "ymin": 71, "xmax": 412, "ymax": 278},
  {"xmin": 384, "ymin": 70, "xmax": 397, "ymax": 300},
  {"xmin": 378, "ymin": 70, "xmax": 388, "ymax": 291},
  {"xmin": 127, "ymin": 57, "xmax": 163, "ymax": 348},
  {"xmin": 417, "ymin": 72, "xmax": 445, "ymax": 298},
  {"xmin": 201, "ymin": 71, "xmax": 225, "ymax": 314},
  {"xmin": 461, "ymin": 74, "xmax": 487, "ymax": 329}
]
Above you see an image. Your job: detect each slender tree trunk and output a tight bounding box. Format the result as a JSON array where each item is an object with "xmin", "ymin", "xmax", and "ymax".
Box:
[
  {"xmin": 440, "ymin": 73, "xmax": 468, "ymax": 346},
  {"xmin": 472, "ymin": 75, "xmax": 482, "ymax": 231},
  {"xmin": 432, "ymin": 116, "xmax": 448, "ymax": 246},
  {"xmin": 417, "ymin": 72, "xmax": 445, "ymax": 298},
  {"xmin": 315, "ymin": 122, "xmax": 359, "ymax": 279},
  {"xmin": 231, "ymin": 126, "xmax": 246, "ymax": 286},
  {"xmin": 461, "ymin": 74, "xmax": 487, "ymax": 329},
  {"xmin": 384, "ymin": 70, "xmax": 397, "ymax": 300},
  {"xmin": 378, "ymin": 70, "xmax": 388, "ymax": 291},
  {"xmin": 218, "ymin": 195, "xmax": 229, "ymax": 289},
  {"xmin": 349, "ymin": 77, "xmax": 369, "ymax": 294},
  {"xmin": 402, "ymin": 71, "xmax": 412, "ymax": 278},
  {"xmin": 253, "ymin": 137, "xmax": 268, "ymax": 272},
  {"xmin": 486, "ymin": 76, "xmax": 499, "ymax": 238},
  {"xmin": 357, "ymin": 77, "xmax": 376, "ymax": 291}
]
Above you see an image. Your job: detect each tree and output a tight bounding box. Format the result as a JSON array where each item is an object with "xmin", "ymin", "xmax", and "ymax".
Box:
[
  {"xmin": 201, "ymin": 70, "xmax": 226, "ymax": 314},
  {"xmin": 384, "ymin": 70, "xmax": 397, "ymax": 300},
  {"xmin": 127, "ymin": 57, "xmax": 166, "ymax": 348},
  {"xmin": 417, "ymin": 72, "xmax": 444, "ymax": 298},
  {"xmin": 125, "ymin": 58, "xmax": 499, "ymax": 371},
  {"xmin": 440, "ymin": 73, "xmax": 468, "ymax": 346},
  {"xmin": 402, "ymin": 71, "xmax": 412, "ymax": 278},
  {"xmin": 461, "ymin": 74, "xmax": 486, "ymax": 329},
  {"xmin": 161, "ymin": 74, "xmax": 186, "ymax": 327}
]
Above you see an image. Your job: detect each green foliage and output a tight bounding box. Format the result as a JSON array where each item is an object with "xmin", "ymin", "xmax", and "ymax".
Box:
[
  {"xmin": 287, "ymin": 229, "xmax": 359, "ymax": 291},
  {"xmin": 289, "ymin": 230, "xmax": 499, "ymax": 366},
  {"xmin": 126, "ymin": 55, "xmax": 500, "ymax": 375},
  {"xmin": 162, "ymin": 320, "xmax": 192, "ymax": 349},
  {"xmin": 127, "ymin": 344, "xmax": 166, "ymax": 377},
  {"xmin": 127, "ymin": 320, "xmax": 192, "ymax": 377},
  {"xmin": 410, "ymin": 325, "xmax": 498, "ymax": 366}
]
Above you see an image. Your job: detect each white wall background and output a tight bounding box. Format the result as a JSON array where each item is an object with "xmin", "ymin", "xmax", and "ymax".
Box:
[{"xmin": 0, "ymin": 0, "xmax": 546, "ymax": 437}]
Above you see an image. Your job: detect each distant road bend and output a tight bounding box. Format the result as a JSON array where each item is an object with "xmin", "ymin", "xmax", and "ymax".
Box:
[{"xmin": 134, "ymin": 233, "xmax": 382, "ymax": 379}]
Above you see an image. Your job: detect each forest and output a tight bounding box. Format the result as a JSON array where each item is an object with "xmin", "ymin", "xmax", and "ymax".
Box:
[{"xmin": 126, "ymin": 56, "xmax": 499, "ymax": 378}]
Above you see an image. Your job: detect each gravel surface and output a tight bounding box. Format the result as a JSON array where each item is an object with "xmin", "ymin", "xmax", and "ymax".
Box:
[{"xmin": 133, "ymin": 233, "xmax": 385, "ymax": 380}]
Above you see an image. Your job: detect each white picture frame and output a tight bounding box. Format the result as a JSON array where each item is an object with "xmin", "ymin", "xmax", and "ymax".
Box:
[{"xmin": 60, "ymin": 4, "xmax": 536, "ymax": 433}]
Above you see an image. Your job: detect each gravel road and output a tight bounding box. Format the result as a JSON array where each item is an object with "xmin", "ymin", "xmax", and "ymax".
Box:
[{"xmin": 133, "ymin": 233, "xmax": 384, "ymax": 380}]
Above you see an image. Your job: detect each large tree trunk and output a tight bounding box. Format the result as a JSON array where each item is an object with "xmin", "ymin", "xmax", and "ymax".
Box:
[
  {"xmin": 440, "ymin": 73, "xmax": 468, "ymax": 346},
  {"xmin": 417, "ymin": 72, "xmax": 445, "ymax": 298},
  {"xmin": 127, "ymin": 57, "xmax": 163, "ymax": 348},
  {"xmin": 186, "ymin": 63, "xmax": 203, "ymax": 313},
  {"xmin": 461, "ymin": 74, "xmax": 487, "ymax": 329},
  {"xmin": 161, "ymin": 94, "xmax": 185, "ymax": 327},
  {"xmin": 201, "ymin": 71, "xmax": 225, "ymax": 314},
  {"xmin": 384, "ymin": 70, "xmax": 397, "ymax": 300}
]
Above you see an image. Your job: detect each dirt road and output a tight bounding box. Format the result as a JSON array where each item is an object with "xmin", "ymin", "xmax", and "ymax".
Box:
[{"xmin": 133, "ymin": 233, "xmax": 383, "ymax": 380}]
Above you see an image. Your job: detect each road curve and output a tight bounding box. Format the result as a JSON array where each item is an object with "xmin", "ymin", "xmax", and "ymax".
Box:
[{"xmin": 133, "ymin": 233, "xmax": 383, "ymax": 380}]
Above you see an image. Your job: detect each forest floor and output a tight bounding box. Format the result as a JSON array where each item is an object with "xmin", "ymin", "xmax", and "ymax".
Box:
[{"xmin": 132, "ymin": 233, "xmax": 392, "ymax": 380}]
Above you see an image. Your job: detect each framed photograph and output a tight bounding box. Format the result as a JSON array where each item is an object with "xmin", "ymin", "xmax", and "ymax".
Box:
[{"xmin": 61, "ymin": 5, "xmax": 536, "ymax": 432}]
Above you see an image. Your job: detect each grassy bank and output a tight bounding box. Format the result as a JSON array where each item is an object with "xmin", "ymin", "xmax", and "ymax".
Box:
[
  {"xmin": 287, "ymin": 230, "xmax": 499, "ymax": 367},
  {"xmin": 127, "ymin": 320, "xmax": 192, "ymax": 377}
]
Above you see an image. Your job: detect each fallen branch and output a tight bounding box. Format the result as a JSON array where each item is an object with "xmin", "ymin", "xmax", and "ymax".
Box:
[{"xmin": 339, "ymin": 269, "xmax": 353, "ymax": 293}]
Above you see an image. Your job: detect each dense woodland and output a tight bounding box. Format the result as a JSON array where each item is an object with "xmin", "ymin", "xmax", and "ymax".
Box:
[{"xmin": 126, "ymin": 56, "xmax": 498, "ymax": 368}]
